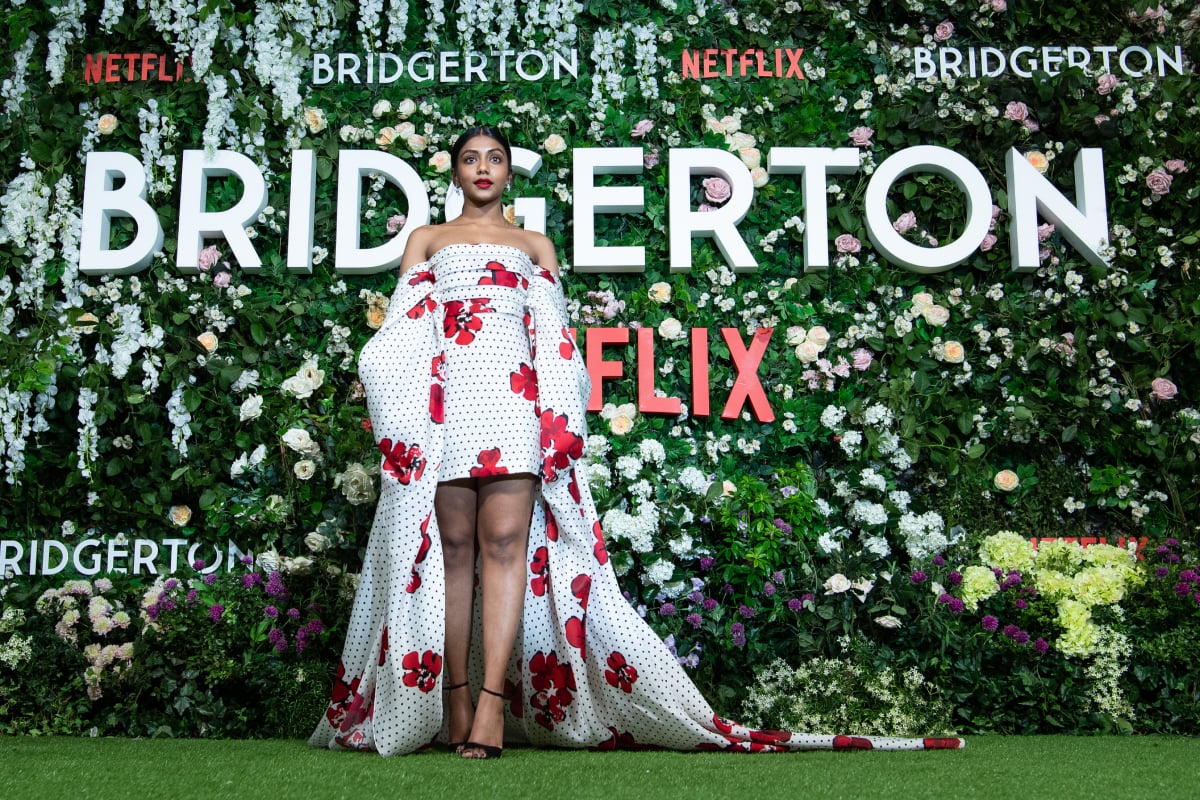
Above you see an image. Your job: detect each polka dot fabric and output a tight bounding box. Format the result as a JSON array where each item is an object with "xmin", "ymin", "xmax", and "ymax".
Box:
[{"xmin": 308, "ymin": 244, "xmax": 965, "ymax": 755}]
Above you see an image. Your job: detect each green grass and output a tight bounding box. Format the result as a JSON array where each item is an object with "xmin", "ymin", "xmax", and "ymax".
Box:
[{"xmin": 1, "ymin": 735, "xmax": 1196, "ymax": 800}]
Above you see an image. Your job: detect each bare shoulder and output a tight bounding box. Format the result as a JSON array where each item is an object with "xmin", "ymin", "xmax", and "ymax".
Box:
[
  {"xmin": 524, "ymin": 230, "xmax": 560, "ymax": 275},
  {"xmin": 398, "ymin": 224, "xmax": 439, "ymax": 274}
]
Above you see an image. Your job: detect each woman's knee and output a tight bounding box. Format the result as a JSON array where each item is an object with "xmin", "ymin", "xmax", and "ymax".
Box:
[{"xmin": 477, "ymin": 526, "xmax": 527, "ymax": 564}]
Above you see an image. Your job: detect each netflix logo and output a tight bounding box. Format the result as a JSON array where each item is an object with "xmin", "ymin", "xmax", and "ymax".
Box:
[
  {"xmin": 681, "ymin": 48, "xmax": 806, "ymax": 80},
  {"xmin": 84, "ymin": 53, "xmax": 194, "ymax": 83}
]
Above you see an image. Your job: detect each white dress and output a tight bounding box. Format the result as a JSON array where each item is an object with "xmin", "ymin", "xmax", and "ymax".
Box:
[{"xmin": 308, "ymin": 243, "xmax": 964, "ymax": 754}]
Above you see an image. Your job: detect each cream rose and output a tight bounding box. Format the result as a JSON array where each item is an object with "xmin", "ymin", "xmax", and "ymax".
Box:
[
  {"xmin": 922, "ymin": 304, "xmax": 951, "ymax": 326},
  {"xmin": 429, "ymin": 150, "xmax": 451, "ymax": 173},
  {"xmin": 397, "ymin": 121, "xmax": 416, "ymax": 139},
  {"xmin": 169, "ymin": 505, "xmax": 192, "ymax": 526},
  {"xmin": 738, "ymin": 147, "xmax": 761, "ymax": 170},
  {"xmin": 371, "ymin": 99, "xmax": 392, "ymax": 118},
  {"xmin": 786, "ymin": 326, "xmax": 807, "ymax": 346},
  {"xmin": 544, "ymin": 134, "xmax": 567, "ymax": 154},
  {"xmin": 722, "ymin": 480, "xmax": 738, "ymax": 496},
  {"xmin": 610, "ymin": 415, "xmax": 635, "ymax": 436},
  {"xmin": 375, "ymin": 126, "xmax": 397, "ymax": 147},
  {"xmin": 406, "ymin": 134, "xmax": 429, "ymax": 153},
  {"xmin": 334, "ymin": 462, "xmax": 378, "ymax": 505},
  {"xmin": 294, "ymin": 459, "xmax": 317, "ymax": 480},
  {"xmin": 942, "ymin": 341, "xmax": 965, "ymax": 363},
  {"xmin": 806, "ymin": 326, "xmax": 831, "ymax": 348},
  {"xmin": 97, "ymin": 114, "xmax": 118, "ymax": 135},
  {"xmin": 282, "ymin": 428, "xmax": 319, "ymax": 455},
  {"xmin": 874, "ymin": 615, "xmax": 903, "ymax": 629},
  {"xmin": 303, "ymin": 107, "xmax": 327, "ymax": 134},
  {"xmin": 74, "ymin": 312, "xmax": 100, "ymax": 333},
  {"xmin": 196, "ymin": 331, "xmax": 218, "ymax": 353},
  {"xmin": 396, "ymin": 98, "xmax": 417, "ymax": 118},
  {"xmin": 366, "ymin": 305, "xmax": 387, "ymax": 329},
  {"xmin": 658, "ymin": 317, "xmax": 685, "ymax": 341},
  {"xmin": 750, "ymin": 167, "xmax": 769, "ymax": 188},
  {"xmin": 993, "ymin": 469, "xmax": 1020, "ymax": 492},
  {"xmin": 648, "ymin": 282, "xmax": 672, "ymax": 304},
  {"xmin": 239, "ymin": 395, "xmax": 263, "ymax": 421},
  {"xmin": 304, "ymin": 532, "xmax": 332, "ymax": 552},
  {"xmin": 795, "ymin": 341, "xmax": 822, "ymax": 363},
  {"xmin": 823, "ymin": 573, "xmax": 852, "ymax": 594},
  {"xmin": 726, "ymin": 131, "xmax": 756, "ymax": 151},
  {"xmin": 283, "ymin": 555, "xmax": 314, "ymax": 574},
  {"xmin": 911, "ymin": 292, "xmax": 935, "ymax": 311},
  {"xmin": 1025, "ymin": 151, "xmax": 1049, "ymax": 174}
]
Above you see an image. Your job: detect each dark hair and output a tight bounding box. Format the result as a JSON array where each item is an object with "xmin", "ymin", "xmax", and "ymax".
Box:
[{"xmin": 449, "ymin": 126, "xmax": 512, "ymax": 173}]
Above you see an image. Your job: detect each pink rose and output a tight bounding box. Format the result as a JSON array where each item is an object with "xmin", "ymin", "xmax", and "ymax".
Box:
[
  {"xmin": 697, "ymin": 203, "xmax": 718, "ymax": 213},
  {"xmin": 980, "ymin": 234, "xmax": 998, "ymax": 252},
  {"xmin": 834, "ymin": 234, "xmax": 861, "ymax": 254},
  {"xmin": 1164, "ymin": 159, "xmax": 1188, "ymax": 174},
  {"xmin": 213, "ymin": 271, "xmax": 231, "ymax": 288},
  {"xmin": 643, "ymin": 148, "xmax": 660, "ymax": 168},
  {"xmin": 1146, "ymin": 169, "xmax": 1173, "ymax": 196},
  {"xmin": 933, "ymin": 21, "xmax": 954, "ymax": 42},
  {"xmin": 1023, "ymin": 118, "xmax": 1040, "ymax": 133},
  {"xmin": 1094, "ymin": 114, "xmax": 1111, "ymax": 126},
  {"xmin": 702, "ymin": 177, "xmax": 732, "ymax": 204},
  {"xmin": 1096, "ymin": 74, "xmax": 1120, "ymax": 95},
  {"xmin": 386, "ymin": 214, "xmax": 407, "ymax": 235},
  {"xmin": 1003, "ymin": 101, "xmax": 1029, "ymax": 122},
  {"xmin": 631, "ymin": 119, "xmax": 654, "ymax": 138},
  {"xmin": 1037, "ymin": 223, "xmax": 1055, "ymax": 242},
  {"xmin": 1150, "ymin": 378, "xmax": 1178, "ymax": 401},
  {"xmin": 197, "ymin": 245, "xmax": 220, "ymax": 272},
  {"xmin": 893, "ymin": 211, "xmax": 917, "ymax": 234},
  {"xmin": 990, "ymin": 0, "xmax": 1006, "ymax": 10},
  {"xmin": 850, "ymin": 348, "xmax": 874, "ymax": 371},
  {"xmin": 849, "ymin": 126, "xmax": 874, "ymax": 147}
]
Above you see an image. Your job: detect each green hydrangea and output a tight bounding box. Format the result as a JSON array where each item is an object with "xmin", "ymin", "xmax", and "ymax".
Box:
[
  {"xmin": 1035, "ymin": 539, "xmax": 1085, "ymax": 573},
  {"xmin": 959, "ymin": 565, "xmax": 1000, "ymax": 611},
  {"xmin": 978, "ymin": 530, "xmax": 1035, "ymax": 573},
  {"xmin": 1056, "ymin": 599, "xmax": 1101, "ymax": 657}
]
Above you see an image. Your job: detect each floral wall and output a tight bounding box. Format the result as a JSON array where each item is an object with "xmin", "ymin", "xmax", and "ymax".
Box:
[{"xmin": 1, "ymin": 0, "xmax": 1198, "ymax": 738}]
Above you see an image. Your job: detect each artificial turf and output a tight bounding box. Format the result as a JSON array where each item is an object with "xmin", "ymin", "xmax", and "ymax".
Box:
[{"xmin": 1, "ymin": 734, "xmax": 1195, "ymax": 800}]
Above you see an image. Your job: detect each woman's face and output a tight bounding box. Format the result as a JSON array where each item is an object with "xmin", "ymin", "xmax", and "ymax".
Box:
[{"xmin": 454, "ymin": 135, "xmax": 511, "ymax": 201}]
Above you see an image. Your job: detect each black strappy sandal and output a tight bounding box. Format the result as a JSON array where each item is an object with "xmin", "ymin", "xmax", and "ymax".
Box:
[
  {"xmin": 443, "ymin": 681, "xmax": 472, "ymax": 753},
  {"xmin": 461, "ymin": 686, "xmax": 505, "ymax": 760}
]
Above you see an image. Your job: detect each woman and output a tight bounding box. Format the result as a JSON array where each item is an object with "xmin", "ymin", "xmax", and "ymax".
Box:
[{"xmin": 309, "ymin": 126, "xmax": 964, "ymax": 758}]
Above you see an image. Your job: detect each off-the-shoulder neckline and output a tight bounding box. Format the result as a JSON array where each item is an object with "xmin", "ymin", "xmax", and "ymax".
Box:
[{"xmin": 428, "ymin": 242, "xmax": 536, "ymax": 264}]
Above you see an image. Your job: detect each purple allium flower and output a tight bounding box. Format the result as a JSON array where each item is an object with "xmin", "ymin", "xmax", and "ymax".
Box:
[
  {"xmin": 981, "ymin": 615, "xmax": 999, "ymax": 632},
  {"xmin": 305, "ymin": 618, "xmax": 325, "ymax": 636},
  {"xmin": 738, "ymin": 604, "xmax": 756, "ymax": 619},
  {"xmin": 264, "ymin": 605, "xmax": 279, "ymax": 618},
  {"xmin": 1165, "ymin": 538, "xmax": 1179, "ymax": 548},
  {"xmin": 1155, "ymin": 566, "xmax": 1170, "ymax": 578},
  {"xmin": 163, "ymin": 578, "xmax": 180, "ymax": 591},
  {"xmin": 1015, "ymin": 599, "xmax": 1028, "ymax": 610},
  {"xmin": 1033, "ymin": 637, "xmax": 1050, "ymax": 654},
  {"xmin": 209, "ymin": 604, "xmax": 224, "ymax": 622},
  {"xmin": 702, "ymin": 598, "xmax": 718, "ymax": 611},
  {"xmin": 1155, "ymin": 545, "xmax": 1171, "ymax": 557},
  {"xmin": 203, "ymin": 573, "xmax": 217, "ymax": 586},
  {"xmin": 1013, "ymin": 630, "xmax": 1030, "ymax": 645},
  {"xmin": 933, "ymin": 555, "xmax": 946, "ymax": 567},
  {"xmin": 1180, "ymin": 569, "xmax": 1198, "ymax": 584},
  {"xmin": 730, "ymin": 622, "xmax": 746, "ymax": 647},
  {"xmin": 241, "ymin": 555, "xmax": 254, "ymax": 565},
  {"xmin": 801, "ymin": 592, "xmax": 815, "ymax": 605},
  {"xmin": 146, "ymin": 605, "xmax": 160, "ymax": 621},
  {"xmin": 948, "ymin": 571, "xmax": 963, "ymax": 586},
  {"xmin": 949, "ymin": 598, "xmax": 965, "ymax": 614},
  {"xmin": 287, "ymin": 607, "xmax": 301, "ymax": 620},
  {"xmin": 910, "ymin": 570, "xmax": 928, "ymax": 584},
  {"xmin": 687, "ymin": 590, "xmax": 704, "ymax": 604},
  {"xmin": 186, "ymin": 589, "xmax": 199, "ymax": 607},
  {"xmin": 686, "ymin": 613, "xmax": 703, "ymax": 629},
  {"xmin": 265, "ymin": 571, "xmax": 287, "ymax": 598},
  {"xmin": 1192, "ymin": 591, "xmax": 1200, "ymax": 606},
  {"xmin": 659, "ymin": 603, "xmax": 677, "ymax": 616},
  {"xmin": 763, "ymin": 582, "xmax": 777, "ymax": 597},
  {"xmin": 161, "ymin": 599, "xmax": 176, "ymax": 612},
  {"xmin": 699, "ymin": 557, "xmax": 715, "ymax": 570},
  {"xmin": 192, "ymin": 559, "xmax": 206, "ymax": 570},
  {"xmin": 787, "ymin": 598, "xmax": 804, "ymax": 612},
  {"xmin": 242, "ymin": 573, "xmax": 262, "ymax": 589},
  {"xmin": 772, "ymin": 571, "xmax": 785, "ymax": 583},
  {"xmin": 722, "ymin": 583, "xmax": 734, "ymax": 594},
  {"xmin": 937, "ymin": 592, "xmax": 954, "ymax": 605},
  {"xmin": 268, "ymin": 628, "xmax": 287, "ymax": 652},
  {"xmin": 773, "ymin": 518, "xmax": 793, "ymax": 535},
  {"xmin": 1175, "ymin": 582, "xmax": 1191, "ymax": 597},
  {"xmin": 1002, "ymin": 624, "xmax": 1020, "ymax": 639},
  {"xmin": 295, "ymin": 630, "xmax": 310, "ymax": 654}
]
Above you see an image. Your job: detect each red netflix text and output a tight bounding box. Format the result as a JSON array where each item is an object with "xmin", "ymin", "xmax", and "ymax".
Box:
[
  {"xmin": 681, "ymin": 48, "xmax": 806, "ymax": 80},
  {"xmin": 84, "ymin": 53, "xmax": 193, "ymax": 84}
]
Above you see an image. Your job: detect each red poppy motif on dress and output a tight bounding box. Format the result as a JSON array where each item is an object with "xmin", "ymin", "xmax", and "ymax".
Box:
[
  {"xmin": 571, "ymin": 574, "xmax": 591, "ymax": 610},
  {"xmin": 559, "ymin": 327, "xmax": 575, "ymax": 360},
  {"xmin": 568, "ymin": 471, "xmax": 582, "ymax": 504},
  {"xmin": 529, "ymin": 651, "xmax": 576, "ymax": 731},
  {"xmin": 401, "ymin": 649, "xmax": 442, "ymax": 693},
  {"xmin": 593, "ymin": 521, "xmax": 609, "ymax": 565},
  {"xmin": 470, "ymin": 447, "xmax": 509, "ymax": 477},
  {"xmin": 565, "ymin": 616, "xmax": 586, "ymax": 657},
  {"xmin": 537, "ymin": 267, "xmax": 556, "ymax": 283},
  {"xmin": 595, "ymin": 728, "xmax": 638, "ymax": 751},
  {"xmin": 325, "ymin": 661, "xmax": 362, "ymax": 728},
  {"xmin": 544, "ymin": 504, "xmax": 560, "ymax": 541},
  {"xmin": 529, "ymin": 546, "xmax": 550, "ymax": 596},
  {"xmin": 748, "ymin": 728, "xmax": 793, "ymax": 745},
  {"xmin": 405, "ymin": 567, "xmax": 421, "ymax": 593},
  {"xmin": 922, "ymin": 738, "xmax": 964, "ymax": 749},
  {"xmin": 429, "ymin": 354, "xmax": 445, "ymax": 424},
  {"xmin": 604, "ymin": 651, "xmax": 638, "ymax": 693},
  {"xmin": 407, "ymin": 269, "xmax": 434, "ymax": 286},
  {"xmin": 407, "ymin": 293, "xmax": 436, "ymax": 320},
  {"xmin": 443, "ymin": 298, "xmax": 493, "ymax": 345},
  {"xmin": 379, "ymin": 439, "xmax": 426, "ymax": 484},
  {"xmin": 478, "ymin": 260, "xmax": 529, "ymax": 290},
  {"xmin": 833, "ymin": 735, "xmax": 874, "ymax": 750},
  {"xmin": 503, "ymin": 678, "xmax": 525, "ymax": 719},
  {"xmin": 415, "ymin": 513, "xmax": 432, "ymax": 564},
  {"xmin": 510, "ymin": 363, "xmax": 538, "ymax": 401},
  {"xmin": 539, "ymin": 410, "xmax": 583, "ymax": 482}
]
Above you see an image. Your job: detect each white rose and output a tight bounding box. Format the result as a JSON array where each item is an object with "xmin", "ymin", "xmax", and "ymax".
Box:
[
  {"xmin": 97, "ymin": 114, "xmax": 118, "ymax": 135},
  {"xmin": 806, "ymin": 325, "xmax": 831, "ymax": 348},
  {"xmin": 874, "ymin": 615, "xmax": 903, "ymax": 629},
  {"xmin": 911, "ymin": 292, "xmax": 935, "ymax": 311},
  {"xmin": 303, "ymin": 107, "xmax": 327, "ymax": 134},
  {"xmin": 429, "ymin": 150, "xmax": 452, "ymax": 173},
  {"xmin": 942, "ymin": 341, "xmax": 965, "ymax": 363},
  {"xmin": 281, "ymin": 428, "xmax": 318, "ymax": 455},
  {"xmin": 304, "ymin": 532, "xmax": 331, "ymax": 552},
  {"xmin": 610, "ymin": 415, "xmax": 635, "ymax": 435},
  {"xmin": 738, "ymin": 147, "xmax": 761, "ymax": 170},
  {"xmin": 406, "ymin": 134, "xmax": 429, "ymax": 153},
  {"xmin": 257, "ymin": 549, "xmax": 280, "ymax": 572},
  {"xmin": 719, "ymin": 115, "xmax": 741, "ymax": 134},
  {"xmin": 648, "ymin": 282, "xmax": 672, "ymax": 304},
  {"xmin": 993, "ymin": 469, "xmax": 1020, "ymax": 492},
  {"xmin": 795, "ymin": 341, "xmax": 822, "ymax": 363},
  {"xmin": 297, "ymin": 359, "xmax": 325, "ymax": 388},
  {"xmin": 658, "ymin": 317, "xmax": 684, "ymax": 341},
  {"xmin": 823, "ymin": 573, "xmax": 852, "ymax": 594},
  {"xmin": 786, "ymin": 326, "xmax": 807, "ymax": 346},
  {"xmin": 280, "ymin": 375, "xmax": 316, "ymax": 399},
  {"xmin": 283, "ymin": 555, "xmax": 314, "ymax": 574},
  {"xmin": 294, "ymin": 459, "xmax": 317, "ymax": 480},
  {"xmin": 396, "ymin": 99, "xmax": 417, "ymax": 118},
  {"xmin": 726, "ymin": 131, "xmax": 756, "ymax": 151},
  {"xmin": 372, "ymin": 99, "xmax": 392, "ymax": 118},
  {"xmin": 750, "ymin": 167, "xmax": 769, "ymax": 188},
  {"xmin": 922, "ymin": 304, "xmax": 951, "ymax": 326},
  {"xmin": 397, "ymin": 121, "xmax": 417, "ymax": 139},
  {"xmin": 239, "ymin": 395, "xmax": 263, "ymax": 421},
  {"xmin": 543, "ymin": 134, "xmax": 567, "ymax": 154}
]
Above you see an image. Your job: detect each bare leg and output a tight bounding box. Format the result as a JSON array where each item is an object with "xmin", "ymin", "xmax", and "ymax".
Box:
[
  {"xmin": 435, "ymin": 478, "xmax": 478, "ymax": 748},
  {"xmin": 461, "ymin": 473, "xmax": 537, "ymax": 758}
]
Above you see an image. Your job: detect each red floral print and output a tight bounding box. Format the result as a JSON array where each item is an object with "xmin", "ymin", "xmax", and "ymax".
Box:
[
  {"xmin": 503, "ymin": 678, "xmax": 525, "ymax": 719},
  {"xmin": 922, "ymin": 738, "xmax": 964, "ymax": 749},
  {"xmin": 712, "ymin": 715, "xmax": 734, "ymax": 735},
  {"xmin": 470, "ymin": 447, "xmax": 508, "ymax": 477},
  {"xmin": 833, "ymin": 735, "xmax": 874, "ymax": 750},
  {"xmin": 401, "ymin": 649, "xmax": 442, "ymax": 693},
  {"xmin": 415, "ymin": 514, "xmax": 432, "ymax": 564},
  {"xmin": 565, "ymin": 616, "xmax": 586, "ymax": 656},
  {"xmin": 540, "ymin": 410, "xmax": 583, "ymax": 482},
  {"xmin": 529, "ymin": 651, "xmax": 576, "ymax": 730},
  {"xmin": 429, "ymin": 354, "xmax": 445, "ymax": 424},
  {"xmin": 407, "ymin": 293, "xmax": 436, "ymax": 319},
  {"xmin": 544, "ymin": 505, "xmax": 560, "ymax": 541},
  {"xmin": 378, "ymin": 627, "xmax": 389, "ymax": 666},
  {"xmin": 604, "ymin": 651, "xmax": 638, "ymax": 693},
  {"xmin": 405, "ymin": 567, "xmax": 421, "ymax": 594},
  {"xmin": 530, "ymin": 546, "xmax": 549, "ymax": 596},
  {"xmin": 478, "ymin": 260, "xmax": 528, "ymax": 289},
  {"xmin": 379, "ymin": 439, "xmax": 425, "ymax": 484},
  {"xmin": 593, "ymin": 521, "xmax": 609, "ymax": 565},
  {"xmin": 559, "ymin": 327, "xmax": 575, "ymax": 360},
  {"xmin": 748, "ymin": 728, "xmax": 793, "ymax": 744},
  {"xmin": 568, "ymin": 471, "xmax": 582, "ymax": 503},
  {"xmin": 537, "ymin": 267, "xmax": 556, "ymax": 283},
  {"xmin": 443, "ymin": 298, "xmax": 493, "ymax": 345},
  {"xmin": 571, "ymin": 574, "xmax": 591, "ymax": 610},
  {"xmin": 407, "ymin": 269, "xmax": 434, "ymax": 286},
  {"xmin": 510, "ymin": 363, "xmax": 538, "ymax": 401}
]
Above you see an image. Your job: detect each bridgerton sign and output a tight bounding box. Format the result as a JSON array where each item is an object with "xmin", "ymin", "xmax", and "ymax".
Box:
[{"xmin": 0, "ymin": 537, "xmax": 252, "ymax": 578}]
